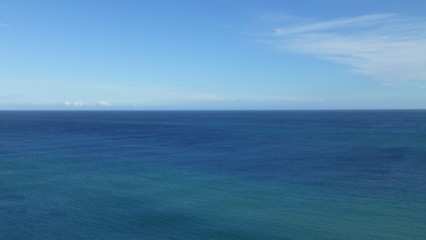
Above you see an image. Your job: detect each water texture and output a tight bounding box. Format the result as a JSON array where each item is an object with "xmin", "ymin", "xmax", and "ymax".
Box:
[{"xmin": 0, "ymin": 110, "xmax": 425, "ymax": 239}]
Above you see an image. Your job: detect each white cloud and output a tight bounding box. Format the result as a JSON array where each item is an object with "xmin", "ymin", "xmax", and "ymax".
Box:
[
  {"xmin": 98, "ymin": 101, "xmax": 111, "ymax": 106},
  {"xmin": 271, "ymin": 14, "xmax": 426, "ymax": 84},
  {"xmin": 64, "ymin": 101, "xmax": 86, "ymax": 106},
  {"xmin": 63, "ymin": 100, "xmax": 112, "ymax": 107}
]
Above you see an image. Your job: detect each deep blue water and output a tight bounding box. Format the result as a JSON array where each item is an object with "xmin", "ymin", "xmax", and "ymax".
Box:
[{"xmin": 0, "ymin": 110, "xmax": 425, "ymax": 239}]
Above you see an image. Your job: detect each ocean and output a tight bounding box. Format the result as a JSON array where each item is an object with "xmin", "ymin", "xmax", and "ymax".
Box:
[{"xmin": 0, "ymin": 110, "xmax": 425, "ymax": 239}]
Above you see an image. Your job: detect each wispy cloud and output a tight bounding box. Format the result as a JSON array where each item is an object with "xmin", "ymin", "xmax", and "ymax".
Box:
[
  {"xmin": 271, "ymin": 14, "xmax": 426, "ymax": 84},
  {"xmin": 64, "ymin": 100, "xmax": 112, "ymax": 107},
  {"xmin": 1, "ymin": 77, "xmax": 327, "ymax": 109},
  {"xmin": 98, "ymin": 101, "xmax": 111, "ymax": 106},
  {"xmin": 64, "ymin": 101, "xmax": 86, "ymax": 107},
  {"xmin": 0, "ymin": 23, "xmax": 10, "ymax": 28},
  {"xmin": 227, "ymin": 96, "xmax": 325, "ymax": 103},
  {"xmin": 0, "ymin": 94, "xmax": 25, "ymax": 100}
]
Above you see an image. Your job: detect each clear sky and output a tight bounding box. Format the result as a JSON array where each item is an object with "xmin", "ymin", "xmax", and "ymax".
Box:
[{"xmin": 1, "ymin": 0, "xmax": 425, "ymax": 110}]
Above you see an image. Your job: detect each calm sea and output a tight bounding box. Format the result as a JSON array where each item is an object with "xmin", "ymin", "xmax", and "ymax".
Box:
[{"xmin": 0, "ymin": 110, "xmax": 425, "ymax": 239}]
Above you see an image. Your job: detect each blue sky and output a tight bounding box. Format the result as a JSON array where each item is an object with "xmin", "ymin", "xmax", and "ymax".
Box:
[{"xmin": 1, "ymin": 0, "xmax": 425, "ymax": 110}]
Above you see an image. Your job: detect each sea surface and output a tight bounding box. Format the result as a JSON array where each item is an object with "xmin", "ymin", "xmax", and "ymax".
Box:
[{"xmin": 0, "ymin": 110, "xmax": 425, "ymax": 240}]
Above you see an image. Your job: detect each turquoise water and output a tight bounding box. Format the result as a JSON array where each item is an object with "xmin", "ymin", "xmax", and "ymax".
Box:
[{"xmin": 1, "ymin": 111, "xmax": 425, "ymax": 239}]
